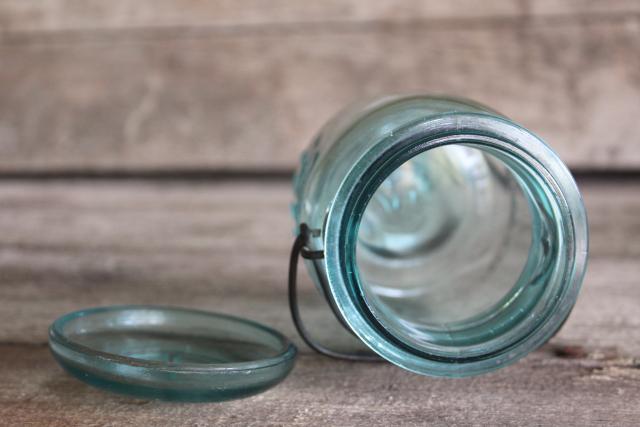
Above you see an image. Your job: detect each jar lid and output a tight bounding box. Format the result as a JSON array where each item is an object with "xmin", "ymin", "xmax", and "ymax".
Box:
[{"xmin": 48, "ymin": 305, "xmax": 297, "ymax": 402}]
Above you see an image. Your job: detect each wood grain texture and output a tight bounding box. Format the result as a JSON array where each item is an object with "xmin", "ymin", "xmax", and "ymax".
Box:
[
  {"xmin": 0, "ymin": 7, "xmax": 639, "ymax": 172},
  {"xmin": 0, "ymin": 180, "xmax": 636, "ymax": 344},
  {"xmin": 2, "ymin": 345, "xmax": 639, "ymax": 426},
  {"xmin": 0, "ymin": 179, "xmax": 637, "ymax": 425},
  {"xmin": 0, "ymin": 179, "xmax": 636, "ymax": 424},
  {"xmin": 3, "ymin": 0, "xmax": 640, "ymax": 33}
]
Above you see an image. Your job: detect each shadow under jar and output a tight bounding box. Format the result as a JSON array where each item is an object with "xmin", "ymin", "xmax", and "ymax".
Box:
[{"xmin": 291, "ymin": 95, "xmax": 588, "ymax": 377}]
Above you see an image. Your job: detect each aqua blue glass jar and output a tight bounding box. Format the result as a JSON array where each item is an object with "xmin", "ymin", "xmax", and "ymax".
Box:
[{"xmin": 291, "ymin": 95, "xmax": 588, "ymax": 377}]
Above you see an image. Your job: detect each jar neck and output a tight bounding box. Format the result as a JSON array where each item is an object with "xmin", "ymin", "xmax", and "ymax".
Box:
[{"xmin": 322, "ymin": 113, "xmax": 588, "ymax": 377}]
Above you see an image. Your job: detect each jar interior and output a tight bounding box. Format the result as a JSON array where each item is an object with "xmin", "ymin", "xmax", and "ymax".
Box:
[{"xmin": 355, "ymin": 144, "xmax": 560, "ymax": 350}]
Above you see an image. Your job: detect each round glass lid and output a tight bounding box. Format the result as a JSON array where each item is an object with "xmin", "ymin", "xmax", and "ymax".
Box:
[{"xmin": 49, "ymin": 305, "xmax": 297, "ymax": 402}]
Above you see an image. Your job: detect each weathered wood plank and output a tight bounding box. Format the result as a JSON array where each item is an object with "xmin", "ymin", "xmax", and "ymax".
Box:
[
  {"xmin": 0, "ymin": 180, "xmax": 637, "ymax": 349},
  {"xmin": 0, "ymin": 16, "xmax": 639, "ymax": 172},
  {"xmin": 0, "ymin": 179, "xmax": 637, "ymax": 425},
  {"xmin": 1, "ymin": 344, "xmax": 639, "ymax": 426},
  {"xmin": 2, "ymin": 0, "xmax": 640, "ymax": 33}
]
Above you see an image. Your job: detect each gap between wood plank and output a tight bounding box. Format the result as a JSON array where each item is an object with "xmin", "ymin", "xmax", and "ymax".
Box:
[
  {"xmin": 2, "ymin": 12, "xmax": 640, "ymax": 45},
  {"xmin": 0, "ymin": 169, "xmax": 634, "ymax": 182}
]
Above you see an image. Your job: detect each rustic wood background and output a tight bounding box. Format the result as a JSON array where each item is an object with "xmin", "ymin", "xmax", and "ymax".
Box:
[
  {"xmin": 1, "ymin": 1, "xmax": 639, "ymax": 426},
  {"xmin": 1, "ymin": 0, "xmax": 640, "ymax": 172}
]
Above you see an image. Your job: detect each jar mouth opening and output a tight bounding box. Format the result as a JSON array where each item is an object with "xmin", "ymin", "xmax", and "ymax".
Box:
[
  {"xmin": 351, "ymin": 139, "xmax": 566, "ymax": 355},
  {"xmin": 355, "ymin": 143, "xmax": 551, "ymax": 349},
  {"xmin": 323, "ymin": 114, "xmax": 588, "ymax": 376}
]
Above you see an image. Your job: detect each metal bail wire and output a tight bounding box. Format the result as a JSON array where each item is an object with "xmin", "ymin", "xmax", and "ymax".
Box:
[{"xmin": 288, "ymin": 223, "xmax": 381, "ymax": 362}]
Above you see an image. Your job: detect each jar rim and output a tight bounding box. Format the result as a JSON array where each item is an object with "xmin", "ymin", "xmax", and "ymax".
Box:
[{"xmin": 322, "ymin": 113, "xmax": 588, "ymax": 377}]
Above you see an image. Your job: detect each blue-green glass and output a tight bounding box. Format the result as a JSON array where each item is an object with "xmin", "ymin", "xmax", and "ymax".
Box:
[
  {"xmin": 292, "ymin": 95, "xmax": 588, "ymax": 377},
  {"xmin": 49, "ymin": 306, "xmax": 297, "ymax": 402}
]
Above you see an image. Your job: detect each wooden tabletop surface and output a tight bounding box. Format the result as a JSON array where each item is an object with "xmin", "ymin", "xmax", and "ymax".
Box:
[{"xmin": 0, "ymin": 178, "xmax": 637, "ymax": 426}]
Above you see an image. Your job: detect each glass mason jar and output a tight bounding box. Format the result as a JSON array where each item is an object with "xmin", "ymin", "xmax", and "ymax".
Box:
[{"xmin": 290, "ymin": 95, "xmax": 588, "ymax": 377}]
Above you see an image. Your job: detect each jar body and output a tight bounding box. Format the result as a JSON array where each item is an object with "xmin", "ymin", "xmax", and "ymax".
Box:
[{"xmin": 292, "ymin": 95, "xmax": 588, "ymax": 377}]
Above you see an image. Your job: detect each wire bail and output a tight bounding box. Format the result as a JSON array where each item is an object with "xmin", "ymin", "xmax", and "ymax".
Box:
[{"xmin": 288, "ymin": 224, "xmax": 380, "ymax": 362}]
